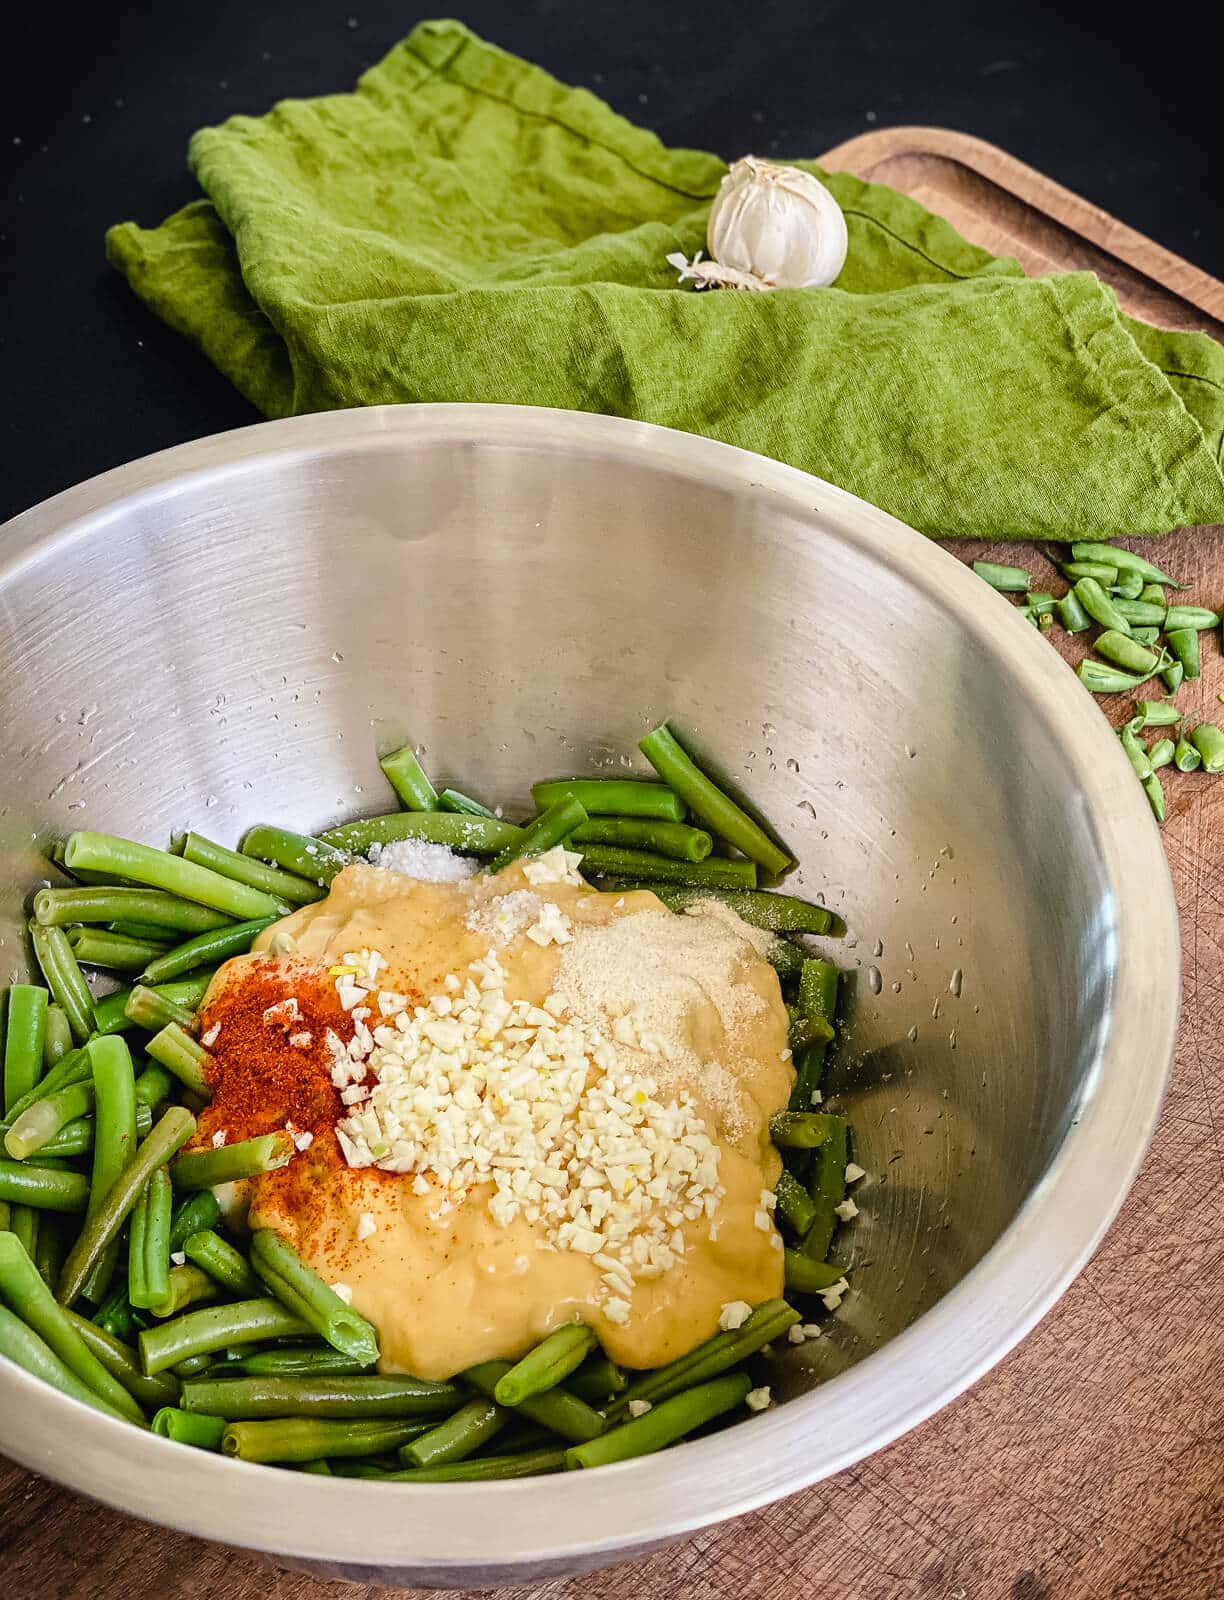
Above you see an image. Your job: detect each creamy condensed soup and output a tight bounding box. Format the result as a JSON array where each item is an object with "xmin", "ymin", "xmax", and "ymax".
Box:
[{"xmin": 196, "ymin": 847, "xmax": 793, "ymax": 1379}]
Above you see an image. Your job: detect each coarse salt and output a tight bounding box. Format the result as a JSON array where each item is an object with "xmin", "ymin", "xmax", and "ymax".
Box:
[{"xmin": 369, "ymin": 838, "xmax": 478, "ymax": 881}]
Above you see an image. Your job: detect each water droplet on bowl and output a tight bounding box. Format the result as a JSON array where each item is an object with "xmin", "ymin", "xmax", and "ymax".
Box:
[
  {"xmin": 906, "ymin": 1025, "xmax": 918, "ymax": 1042},
  {"xmin": 949, "ymin": 968, "xmax": 963, "ymax": 997},
  {"xmin": 867, "ymin": 967, "xmax": 882, "ymax": 994},
  {"xmin": 785, "ymin": 758, "xmax": 799, "ymax": 773},
  {"xmin": 872, "ymin": 939, "xmax": 884, "ymax": 957}
]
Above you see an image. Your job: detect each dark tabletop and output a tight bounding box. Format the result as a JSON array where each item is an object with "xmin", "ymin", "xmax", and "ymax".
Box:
[{"xmin": 2, "ymin": 0, "xmax": 1221, "ymax": 524}]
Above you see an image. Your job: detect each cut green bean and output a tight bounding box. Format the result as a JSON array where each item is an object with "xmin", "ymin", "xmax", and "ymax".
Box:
[
  {"xmin": 1164, "ymin": 606, "xmax": 1219, "ymax": 631},
  {"xmin": 769, "ymin": 1112, "xmax": 839, "ymax": 1149},
  {"xmin": 614, "ymin": 883, "xmax": 838, "ymax": 935},
  {"xmin": 379, "ymin": 744, "xmax": 440, "ymax": 811},
  {"xmin": 127, "ymin": 1182, "xmax": 150, "ymax": 1310},
  {"xmin": 9, "ymin": 1102, "xmax": 151, "ymax": 1162},
  {"xmin": 568, "ymin": 1373, "xmax": 752, "ymax": 1470},
  {"xmin": 1142, "ymin": 773, "xmax": 1166, "ymax": 823},
  {"xmin": 78, "ymin": 1034, "xmax": 139, "ymax": 1304},
  {"xmin": 402, "ymin": 1399, "xmax": 510, "ymax": 1467},
  {"xmin": 33, "ymin": 1212, "xmax": 67, "ymax": 1291},
  {"xmin": 531, "ymin": 779, "xmax": 686, "ymax": 822},
  {"xmin": 1130, "ymin": 626, "xmax": 1161, "ymax": 646},
  {"xmin": 248, "ymin": 1229, "xmax": 379, "ymax": 1364},
  {"xmin": 139, "ymin": 1298, "xmax": 312, "ymax": 1375},
  {"xmin": 1175, "ymin": 736, "xmax": 1202, "ymax": 773},
  {"xmin": 971, "ymin": 560, "xmax": 1030, "ymax": 592},
  {"xmin": 437, "ymin": 788, "xmax": 495, "ymax": 818},
  {"xmin": 1165, "ymin": 628, "xmax": 1201, "ymax": 681},
  {"xmin": 167, "ymin": 1191, "xmax": 222, "ymax": 1253},
  {"xmin": 1161, "ymin": 662, "xmax": 1184, "ymax": 695},
  {"xmin": 33, "ymin": 887, "xmax": 234, "ymax": 934},
  {"xmin": 578, "ymin": 844, "xmax": 756, "ymax": 889},
  {"xmin": 1069, "ymin": 542, "xmax": 1180, "ymax": 586},
  {"xmin": 92, "ymin": 975, "xmax": 216, "ymax": 1037},
  {"xmin": 1118, "ymin": 724, "xmax": 1154, "ymax": 781},
  {"xmin": 143, "ymin": 1167, "xmax": 173, "ymax": 1310},
  {"xmin": 29, "ymin": 926, "xmax": 94, "ymax": 1044},
  {"xmin": 1132, "ymin": 697, "xmax": 1177, "ymax": 729},
  {"xmin": 0, "ymin": 1231, "xmax": 146, "ymax": 1422},
  {"xmin": 58, "ymin": 1105, "xmax": 195, "ymax": 1307},
  {"xmin": 181, "ymin": 1231, "xmax": 263, "ymax": 1299},
  {"xmin": 775, "ymin": 1169, "xmax": 818, "ymax": 1236},
  {"xmin": 125, "ymin": 985, "xmax": 198, "ymax": 1033},
  {"xmin": 68, "ymin": 929, "xmax": 171, "ymax": 971},
  {"xmin": 171, "ymin": 1132, "xmax": 291, "ymax": 1190},
  {"xmin": 487, "ymin": 797, "xmax": 588, "ymax": 874},
  {"xmin": 800, "ymin": 1116, "xmax": 849, "ymax": 1261},
  {"xmin": 1054, "ymin": 591, "xmax": 1091, "ymax": 633},
  {"xmin": 1112, "ymin": 570, "xmax": 1145, "ymax": 601},
  {"xmin": 4, "ymin": 1080, "xmax": 94, "ymax": 1161},
  {"xmin": 10, "ymin": 1205, "xmax": 38, "ymax": 1260},
  {"xmin": 1190, "ymin": 724, "xmax": 1224, "ymax": 773},
  {"xmin": 110, "ymin": 921, "xmax": 181, "ymax": 941},
  {"xmin": 565, "ymin": 1354, "xmax": 627, "ymax": 1406},
  {"xmin": 464, "ymin": 1361, "xmax": 606, "ymax": 1442},
  {"xmin": 2, "ymin": 1050, "xmax": 90, "ymax": 1138},
  {"xmin": 228, "ymin": 1345, "xmax": 373, "ymax": 1378},
  {"xmin": 320, "ymin": 812, "xmax": 522, "ymax": 859},
  {"xmin": 151, "ymin": 1408, "xmax": 227, "ymax": 1448},
  {"xmin": 614, "ymin": 1298, "xmax": 798, "ymax": 1414},
  {"xmin": 1138, "ymin": 583, "xmax": 1167, "ymax": 606},
  {"xmin": 785, "ymin": 1006, "xmax": 833, "ymax": 1051},
  {"xmin": 1024, "ymin": 591, "xmax": 1056, "ymax": 614},
  {"xmin": 134, "ymin": 1064, "xmax": 175, "ymax": 1109},
  {"xmin": 222, "ymin": 1417, "xmax": 430, "ymax": 1464},
  {"xmin": 64, "ymin": 1309, "xmax": 179, "ymax": 1408},
  {"xmin": 181, "ymin": 1373, "xmax": 464, "ymax": 1419},
  {"xmin": 570, "ymin": 818, "xmax": 713, "ymax": 861},
  {"xmin": 784, "ymin": 1250, "xmax": 850, "ymax": 1295},
  {"xmin": 1077, "ymin": 660, "xmax": 1154, "ymax": 695},
  {"xmin": 766, "ymin": 938, "xmax": 806, "ymax": 982},
  {"xmin": 148, "ymin": 1264, "xmax": 222, "ymax": 1319},
  {"xmin": 0, "ymin": 1303, "xmax": 134, "ymax": 1422},
  {"xmin": 1060, "ymin": 561, "xmax": 1119, "ymax": 584},
  {"xmin": 789, "ymin": 1039, "xmax": 830, "ymax": 1114},
  {"xmin": 1074, "ymin": 577, "xmax": 1132, "ymax": 635},
  {"xmin": 640, "ymin": 724, "xmax": 791, "ymax": 876},
  {"xmin": 1148, "ymin": 739, "xmax": 1176, "ymax": 770},
  {"xmin": 240, "ymin": 825, "xmax": 352, "ymax": 886},
  {"xmin": 0, "ymin": 1162, "xmax": 88, "ymax": 1213},
  {"xmin": 140, "ymin": 918, "xmax": 277, "ymax": 986},
  {"xmin": 42, "ymin": 1006, "xmax": 73, "ymax": 1071},
  {"xmin": 146, "ymin": 1024, "xmax": 212, "ymax": 1098},
  {"xmin": 63, "ymin": 833, "xmax": 281, "ymax": 921},
  {"xmin": 179, "ymin": 832, "xmax": 323, "ymax": 907},
  {"xmin": 383, "ymin": 1448, "xmax": 567, "ymax": 1482},
  {"xmin": 494, "ymin": 1323, "xmax": 597, "ymax": 1406},
  {"xmin": 1093, "ymin": 630, "xmax": 1158, "ymax": 674},
  {"xmin": 4, "ymin": 986, "xmax": 48, "ymax": 1114}
]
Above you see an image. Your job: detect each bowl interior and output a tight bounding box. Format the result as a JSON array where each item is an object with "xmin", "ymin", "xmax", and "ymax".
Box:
[{"xmin": 0, "ymin": 406, "xmax": 1177, "ymax": 1582}]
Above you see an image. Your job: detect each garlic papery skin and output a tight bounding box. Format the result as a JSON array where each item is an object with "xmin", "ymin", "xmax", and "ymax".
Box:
[{"xmin": 701, "ymin": 157, "xmax": 847, "ymax": 290}]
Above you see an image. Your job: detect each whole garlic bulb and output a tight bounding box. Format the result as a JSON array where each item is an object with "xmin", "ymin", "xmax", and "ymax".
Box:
[{"xmin": 667, "ymin": 157, "xmax": 848, "ymax": 293}]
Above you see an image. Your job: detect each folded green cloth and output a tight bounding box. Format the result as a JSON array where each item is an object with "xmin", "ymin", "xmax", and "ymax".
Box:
[{"xmin": 108, "ymin": 18, "xmax": 1224, "ymax": 539}]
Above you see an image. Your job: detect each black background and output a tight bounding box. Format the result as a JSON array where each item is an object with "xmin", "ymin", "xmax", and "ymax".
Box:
[{"xmin": 2, "ymin": 1, "xmax": 1221, "ymax": 523}]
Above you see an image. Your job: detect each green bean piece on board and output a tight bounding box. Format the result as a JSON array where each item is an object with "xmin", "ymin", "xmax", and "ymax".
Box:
[
  {"xmin": 971, "ymin": 561, "xmax": 1030, "ymax": 592},
  {"xmin": 1142, "ymin": 773, "xmax": 1166, "ymax": 823},
  {"xmin": 1190, "ymin": 724, "xmax": 1224, "ymax": 773},
  {"xmin": 1074, "ymin": 577, "xmax": 1132, "ymax": 636},
  {"xmin": 1054, "ymin": 591, "xmax": 1091, "ymax": 633},
  {"xmin": 1175, "ymin": 736, "xmax": 1202, "ymax": 773},
  {"xmin": 1165, "ymin": 628, "xmax": 1201, "ymax": 681},
  {"xmin": 1069, "ymin": 542, "xmax": 1180, "ymax": 587}
]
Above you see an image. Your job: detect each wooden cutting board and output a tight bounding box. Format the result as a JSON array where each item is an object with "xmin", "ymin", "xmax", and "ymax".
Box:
[{"xmin": 2, "ymin": 129, "xmax": 1222, "ymax": 1600}]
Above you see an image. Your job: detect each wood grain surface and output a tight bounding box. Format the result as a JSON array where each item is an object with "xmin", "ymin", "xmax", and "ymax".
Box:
[{"xmin": 2, "ymin": 130, "xmax": 1222, "ymax": 1600}]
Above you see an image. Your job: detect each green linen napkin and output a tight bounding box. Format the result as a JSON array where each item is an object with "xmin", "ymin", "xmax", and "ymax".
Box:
[{"xmin": 107, "ymin": 18, "xmax": 1224, "ymax": 539}]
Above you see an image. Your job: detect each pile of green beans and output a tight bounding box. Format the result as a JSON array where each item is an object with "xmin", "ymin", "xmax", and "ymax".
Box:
[
  {"xmin": 973, "ymin": 542, "xmax": 1224, "ymax": 822},
  {"xmin": 2, "ymin": 718, "xmax": 860, "ymax": 1477}
]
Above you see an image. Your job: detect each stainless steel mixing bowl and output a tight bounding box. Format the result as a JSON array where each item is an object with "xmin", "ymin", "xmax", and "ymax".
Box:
[{"xmin": 0, "ymin": 405, "xmax": 1178, "ymax": 1587}]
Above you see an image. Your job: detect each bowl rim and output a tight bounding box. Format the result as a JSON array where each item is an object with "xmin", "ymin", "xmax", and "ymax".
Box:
[{"xmin": 0, "ymin": 403, "xmax": 1180, "ymax": 1573}]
